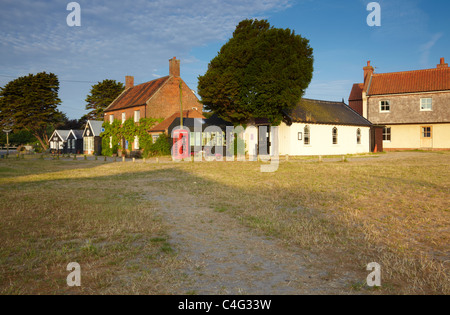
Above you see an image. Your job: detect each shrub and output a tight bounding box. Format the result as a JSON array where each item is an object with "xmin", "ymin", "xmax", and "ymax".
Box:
[{"xmin": 148, "ymin": 134, "xmax": 171, "ymax": 157}]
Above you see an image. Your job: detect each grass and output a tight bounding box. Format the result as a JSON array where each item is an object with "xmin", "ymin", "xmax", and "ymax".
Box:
[
  {"xmin": 0, "ymin": 151, "xmax": 448, "ymax": 294},
  {"xmin": 0, "ymin": 159, "xmax": 180, "ymax": 295}
]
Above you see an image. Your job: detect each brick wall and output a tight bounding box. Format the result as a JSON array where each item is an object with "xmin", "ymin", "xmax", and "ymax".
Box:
[
  {"xmin": 349, "ymin": 100, "xmax": 363, "ymax": 116},
  {"xmin": 103, "ymin": 105, "xmax": 147, "ymax": 123},
  {"xmin": 146, "ymin": 76, "xmax": 202, "ymax": 120},
  {"xmin": 367, "ymin": 91, "xmax": 450, "ymax": 124}
]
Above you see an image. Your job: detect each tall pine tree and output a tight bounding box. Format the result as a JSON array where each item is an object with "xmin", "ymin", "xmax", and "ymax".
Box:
[
  {"xmin": 85, "ymin": 79, "xmax": 125, "ymax": 120},
  {"xmin": 0, "ymin": 72, "xmax": 62, "ymax": 150}
]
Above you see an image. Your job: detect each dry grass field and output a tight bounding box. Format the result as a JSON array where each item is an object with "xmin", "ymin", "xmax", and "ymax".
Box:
[{"xmin": 0, "ymin": 151, "xmax": 448, "ymax": 294}]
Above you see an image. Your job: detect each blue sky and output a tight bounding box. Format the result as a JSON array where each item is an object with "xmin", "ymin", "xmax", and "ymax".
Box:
[{"xmin": 0, "ymin": 0, "xmax": 449, "ymax": 119}]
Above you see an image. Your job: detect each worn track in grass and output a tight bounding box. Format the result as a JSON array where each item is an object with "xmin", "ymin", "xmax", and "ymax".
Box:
[{"xmin": 140, "ymin": 185, "xmax": 359, "ymax": 295}]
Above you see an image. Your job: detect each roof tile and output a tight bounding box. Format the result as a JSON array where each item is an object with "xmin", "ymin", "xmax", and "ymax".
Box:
[{"xmin": 105, "ymin": 76, "xmax": 170, "ymax": 112}]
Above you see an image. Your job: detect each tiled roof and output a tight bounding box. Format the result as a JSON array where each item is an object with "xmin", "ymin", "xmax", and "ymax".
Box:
[
  {"xmin": 368, "ymin": 67, "xmax": 450, "ymax": 96},
  {"xmin": 349, "ymin": 83, "xmax": 364, "ymax": 101},
  {"xmin": 105, "ymin": 76, "xmax": 170, "ymax": 112},
  {"xmin": 88, "ymin": 120, "xmax": 104, "ymax": 137},
  {"xmin": 150, "ymin": 109, "xmax": 205, "ymax": 132},
  {"xmin": 69, "ymin": 130, "xmax": 84, "ymax": 139},
  {"xmin": 52, "ymin": 130, "xmax": 70, "ymax": 141},
  {"xmin": 284, "ymin": 98, "xmax": 372, "ymax": 127}
]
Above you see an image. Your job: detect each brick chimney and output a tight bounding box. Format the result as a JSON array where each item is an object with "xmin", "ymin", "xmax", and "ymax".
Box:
[
  {"xmin": 363, "ymin": 61, "xmax": 374, "ymax": 85},
  {"xmin": 125, "ymin": 76, "xmax": 134, "ymax": 89},
  {"xmin": 437, "ymin": 57, "xmax": 448, "ymax": 68},
  {"xmin": 169, "ymin": 57, "xmax": 180, "ymax": 77}
]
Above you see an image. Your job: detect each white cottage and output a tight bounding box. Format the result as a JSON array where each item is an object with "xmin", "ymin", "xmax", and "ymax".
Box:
[
  {"xmin": 244, "ymin": 99, "xmax": 372, "ymax": 157},
  {"xmin": 83, "ymin": 120, "xmax": 104, "ymax": 155},
  {"xmin": 49, "ymin": 130, "xmax": 70, "ymax": 154}
]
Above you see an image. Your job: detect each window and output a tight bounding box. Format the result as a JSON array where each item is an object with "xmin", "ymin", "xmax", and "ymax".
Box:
[
  {"xmin": 380, "ymin": 100, "xmax": 390, "ymax": 112},
  {"xmin": 134, "ymin": 136, "xmax": 139, "ymax": 150},
  {"xmin": 357, "ymin": 128, "xmax": 361, "ymax": 144},
  {"xmin": 421, "ymin": 127, "xmax": 432, "ymax": 138},
  {"xmin": 383, "ymin": 127, "xmax": 391, "ymax": 141},
  {"xmin": 304, "ymin": 126, "xmax": 310, "ymax": 145},
  {"xmin": 110, "ymin": 114, "xmax": 114, "ymax": 124},
  {"xmin": 122, "ymin": 113, "xmax": 126, "ymax": 123},
  {"xmin": 420, "ymin": 98, "xmax": 432, "ymax": 111},
  {"xmin": 332, "ymin": 127, "xmax": 338, "ymax": 145},
  {"xmin": 134, "ymin": 110, "xmax": 140, "ymax": 122}
]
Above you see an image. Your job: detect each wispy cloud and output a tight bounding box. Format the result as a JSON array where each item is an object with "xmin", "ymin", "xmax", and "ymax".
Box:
[
  {"xmin": 419, "ymin": 32, "xmax": 444, "ymax": 67},
  {"xmin": 0, "ymin": 0, "xmax": 292, "ymax": 117}
]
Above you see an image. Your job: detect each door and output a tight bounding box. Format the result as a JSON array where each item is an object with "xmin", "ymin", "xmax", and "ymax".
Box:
[
  {"xmin": 420, "ymin": 126, "xmax": 433, "ymax": 149},
  {"xmin": 258, "ymin": 125, "xmax": 271, "ymax": 156},
  {"xmin": 86, "ymin": 137, "xmax": 94, "ymax": 154}
]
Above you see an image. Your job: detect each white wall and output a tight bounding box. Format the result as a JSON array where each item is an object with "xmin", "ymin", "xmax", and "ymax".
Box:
[
  {"xmin": 278, "ymin": 122, "xmax": 370, "ymax": 156},
  {"xmin": 383, "ymin": 123, "xmax": 450, "ymax": 150}
]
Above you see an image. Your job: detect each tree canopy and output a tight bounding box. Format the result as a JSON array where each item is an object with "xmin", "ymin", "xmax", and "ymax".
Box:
[
  {"xmin": 85, "ymin": 79, "xmax": 125, "ymax": 121},
  {"xmin": 198, "ymin": 19, "xmax": 314, "ymax": 125},
  {"xmin": 0, "ymin": 72, "xmax": 62, "ymax": 150}
]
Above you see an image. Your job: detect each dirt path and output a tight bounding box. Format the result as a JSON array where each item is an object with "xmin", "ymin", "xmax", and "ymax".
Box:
[{"xmin": 140, "ymin": 185, "xmax": 359, "ymax": 295}]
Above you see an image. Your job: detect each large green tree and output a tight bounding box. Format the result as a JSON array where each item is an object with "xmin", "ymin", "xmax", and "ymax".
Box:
[
  {"xmin": 198, "ymin": 19, "xmax": 314, "ymax": 125},
  {"xmin": 85, "ymin": 79, "xmax": 125, "ymax": 120},
  {"xmin": 0, "ymin": 72, "xmax": 62, "ymax": 150}
]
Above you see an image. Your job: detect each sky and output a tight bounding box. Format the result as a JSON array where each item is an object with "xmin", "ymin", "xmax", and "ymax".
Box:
[{"xmin": 0, "ymin": 0, "xmax": 449, "ymax": 119}]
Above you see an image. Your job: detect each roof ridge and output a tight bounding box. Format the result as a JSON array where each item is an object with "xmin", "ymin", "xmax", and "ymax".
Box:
[
  {"xmin": 302, "ymin": 98, "xmax": 345, "ymax": 104},
  {"xmin": 373, "ymin": 67, "xmax": 449, "ymax": 76},
  {"xmin": 132, "ymin": 75, "xmax": 170, "ymax": 88}
]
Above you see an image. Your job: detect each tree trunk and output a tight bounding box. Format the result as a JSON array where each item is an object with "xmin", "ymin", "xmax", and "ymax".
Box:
[{"xmin": 34, "ymin": 134, "xmax": 49, "ymax": 151}]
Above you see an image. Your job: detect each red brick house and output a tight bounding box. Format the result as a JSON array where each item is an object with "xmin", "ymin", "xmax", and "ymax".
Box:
[
  {"xmin": 103, "ymin": 57, "xmax": 203, "ymax": 151},
  {"xmin": 349, "ymin": 58, "xmax": 450, "ymax": 151}
]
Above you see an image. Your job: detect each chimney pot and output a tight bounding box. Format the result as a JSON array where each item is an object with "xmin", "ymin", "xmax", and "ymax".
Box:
[
  {"xmin": 169, "ymin": 57, "xmax": 181, "ymax": 77},
  {"xmin": 363, "ymin": 60, "xmax": 374, "ymax": 85},
  {"xmin": 125, "ymin": 76, "xmax": 134, "ymax": 89},
  {"xmin": 437, "ymin": 57, "xmax": 448, "ymax": 68}
]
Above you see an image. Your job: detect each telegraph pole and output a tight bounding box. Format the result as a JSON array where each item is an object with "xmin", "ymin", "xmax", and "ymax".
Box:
[{"xmin": 179, "ymin": 80, "xmax": 183, "ymax": 127}]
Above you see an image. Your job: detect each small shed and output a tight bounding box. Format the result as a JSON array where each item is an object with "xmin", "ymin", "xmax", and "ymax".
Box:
[
  {"xmin": 83, "ymin": 120, "xmax": 103, "ymax": 155},
  {"xmin": 49, "ymin": 130, "xmax": 70, "ymax": 154},
  {"xmin": 67, "ymin": 130, "xmax": 84, "ymax": 154}
]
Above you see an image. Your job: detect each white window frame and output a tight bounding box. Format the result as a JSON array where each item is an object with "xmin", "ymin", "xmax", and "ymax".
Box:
[
  {"xmin": 383, "ymin": 127, "xmax": 391, "ymax": 142},
  {"xmin": 134, "ymin": 136, "xmax": 140, "ymax": 150},
  {"xmin": 110, "ymin": 114, "xmax": 114, "ymax": 124},
  {"xmin": 332, "ymin": 127, "xmax": 338, "ymax": 145},
  {"xmin": 357, "ymin": 128, "xmax": 362, "ymax": 145},
  {"xmin": 304, "ymin": 125, "xmax": 310, "ymax": 145},
  {"xmin": 420, "ymin": 98, "xmax": 432, "ymax": 111},
  {"xmin": 134, "ymin": 110, "xmax": 140, "ymax": 123},
  {"xmin": 380, "ymin": 100, "xmax": 391, "ymax": 113},
  {"xmin": 122, "ymin": 112, "xmax": 126, "ymax": 123}
]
